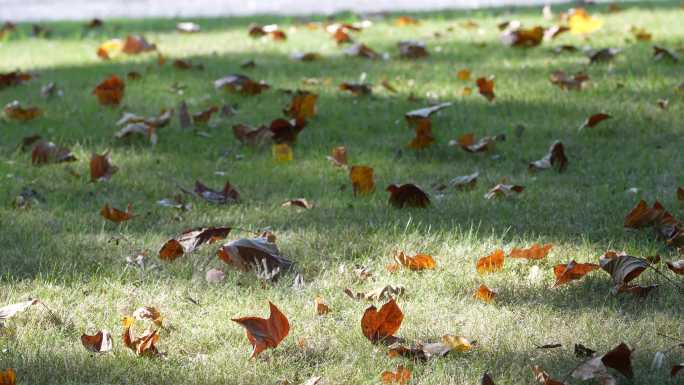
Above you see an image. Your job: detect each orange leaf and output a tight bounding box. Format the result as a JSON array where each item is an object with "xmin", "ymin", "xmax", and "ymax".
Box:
[
  {"xmin": 361, "ymin": 298, "xmax": 403, "ymax": 343},
  {"xmin": 393, "ymin": 251, "xmax": 436, "ymax": 270},
  {"xmin": 457, "ymin": 69, "xmax": 471, "ymax": 81},
  {"xmin": 339, "ymin": 82, "xmax": 372, "ymax": 96},
  {"xmin": 484, "ymin": 184, "xmax": 524, "ymax": 199},
  {"xmin": 624, "ymin": 200, "xmax": 661, "ymax": 228},
  {"xmin": 550, "ymin": 71, "xmax": 589, "ymax": 91},
  {"xmin": 159, "ymin": 227, "xmax": 231, "ymax": 261},
  {"xmin": 553, "ymin": 260, "xmax": 599, "ymax": 287},
  {"xmin": 395, "ymin": 16, "xmax": 420, "ymax": 26},
  {"xmin": 31, "ymin": 141, "xmax": 77, "ymax": 165},
  {"xmin": 407, "ymin": 117, "xmax": 435, "ymax": 150},
  {"xmin": 81, "ymin": 330, "xmax": 113, "ymax": 353},
  {"xmin": 345, "ymin": 43, "xmax": 380, "ymax": 59},
  {"xmin": 0, "ymin": 369, "xmax": 15, "ymax": 385},
  {"xmin": 381, "ymin": 366, "xmax": 411, "ymax": 385},
  {"xmin": 191, "ymin": 106, "xmax": 218, "ymax": 125},
  {"xmin": 453, "ymin": 132, "xmax": 497, "ymax": 153},
  {"xmin": 100, "ymin": 203, "xmax": 132, "ymax": 223},
  {"xmin": 232, "ymin": 302, "xmax": 290, "ymax": 358},
  {"xmin": 121, "ymin": 316, "xmax": 161, "ymax": 357},
  {"xmin": 350, "ymin": 165, "xmax": 375, "ymax": 196},
  {"xmin": 476, "ymin": 77, "xmax": 495, "ymax": 101},
  {"xmin": 122, "ymin": 35, "xmax": 156, "ymax": 54},
  {"xmin": 285, "ymin": 91, "xmax": 318, "ymax": 120},
  {"xmin": 386, "ymin": 184, "xmax": 430, "ymax": 208},
  {"xmin": 314, "ymin": 296, "xmax": 330, "ymax": 315},
  {"xmin": 93, "ymin": 75, "xmax": 125, "ymax": 105},
  {"xmin": 579, "ymin": 113, "xmax": 611, "ymax": 130},
  {"xmin": 510, "ymin": 244, "xmax": 553, "ymax": 260},
  {"xmin": 90, "ymin": 151, "xmax": 118, "ymax": 182},
  {"xmin": 501, "ymin": 26, "xmax": 544, "ymax": 47},
  {"xmin": 473, "ymin": 284, "xmax": 497, "ymax": 303},
  {"xmin": 476, "ymin": 249, "xmax": 505, "ymax": 274},
  {"xmin": 327, "ymin": 146, "xmax": 348, "ymax": 168}
]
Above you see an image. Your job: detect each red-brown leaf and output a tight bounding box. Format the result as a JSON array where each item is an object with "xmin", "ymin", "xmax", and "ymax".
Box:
[
  {"xmin": 386, "ymin": 184, "xmax": 430, "ymax": 208},
  {"xmin": 553, "ymin": 260, "xmax": 599, "ymax": 287},
  {"xmin": 232, "ymin": 302, "xmax": 290, "ymax": 358},
  {"xmin": 476, "ymin": 249, "xmax": 505, "ymax": 274},
  {"xmin": 361, "ymin": 299, "xmax": 403, "ymax": 343}
]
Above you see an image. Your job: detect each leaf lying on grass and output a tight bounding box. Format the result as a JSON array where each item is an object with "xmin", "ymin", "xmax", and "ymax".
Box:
[
  {"xmin": 476, "ymin": 249, "xmax": 505, "ymax": 274},
  {"xmin": 100, "ymin": 203, "xmax": 133, "ymax": 223},
  {"xmin": 217, "ymin": 236, "xmax": 293, "ymax": 277},
  {"xmin": 344, "ymin": 285, "xmax": 405, "ymax": 301},
  {"xmin": 232, "ymin": 301, "xmax": 289, "ymax": 358},
  {"xmin": 361, "ymin": 298, "xmax": 403, "ymax": 343},
  {"xmin": 90, "ymin": 151, "xmax": 118, "ymax": 182},
  {"xmin": 386, "ymin": 184, "xmax": 430, "ymax": 208},
  {"xmin": 3, "ymin": 101, "xmax": 41, "ymax": 121},
  {"xmin": 553, "ymin": 260, "xmax": 599, "ymax": 287},
  {"xmin": 81, "ymin": 330, "xmax": 113, "ymax": 353}
]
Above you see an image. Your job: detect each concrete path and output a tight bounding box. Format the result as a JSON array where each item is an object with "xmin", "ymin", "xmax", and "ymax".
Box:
[{"xmin": 1, "ymin": 0, "xmax": 573, "ymax": 22}]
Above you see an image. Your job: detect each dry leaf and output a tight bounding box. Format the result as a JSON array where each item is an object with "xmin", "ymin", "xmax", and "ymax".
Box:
[
  {"xmin": 327, "ymin": 146, "xmax": 348, "ymax": 168},
  {"xmin": 217, "ymin": 236, "xmax": 293, "ymax": 276},
  {"xmin": 0, "ymin": 299, "xmax": 39, "ymax": 320},
  {"xmin": 90, "ymin": 151, "xmax": 118, "ymax": 182},
  {"xmin": 232, "ymin": 301, "xmax": 290, "ymax": 358},
  {"xmin": 361, "ymin": 299, "xmax": 403, "ymax": 343},
  {"xmin": 481, "ymin": 373, "xmax": 495, "ymax": 385},
  {"xmin": 345, "ymin": 43, "xmax": 380, "ymax": 59},
  {"xmin": 122, "ymin": 35, "xmax": 156, "ymax": 54},
  {"xmin": 233, "ymin": 124, "xmax": 272, "ymax": 146},
  {"xmin": 31, "ymin": 141, "xmax": 77, "ymax": 165},
  {"xmin": 282, "ymin": 199, "xmax": 313, "ymax": 209},
  {"xmin": 476, "ymin": 249, "xmax": 505, "ymax": 274},
  {"xmin": 484, "ymin": 184, "xmax": 524, "ymax": 199},
  {"xmin": 3, "ymin": 101, "xmax": 41, "ymax": 121},
  {"xmin": 580, "ymin": 113, "xmax": 611, "ymax": 130},
  {"xmin": 476, "ymin": 77, "xmax": 495, "ymax": 101},
  {"xmin": 285, "ymin": 90, "xmax": 318, "ymax": 120},
  {"xmin": 395, "ymin": 16, "xmax": 420, "ymax": 26},
  {"xmin": 406, "ymin": 117, "xmax": 435, "ymax": 150},
  {"xmin": 81, "ymin": 330, "xmax": 113, "ymax": 353},
  {"xmin": 599, "ymin": 251, "xmax": 648, "ymax": 289},
  {"xmin": 474, "ymin": 284, "xmax": 497, "ymax": 303},
  {"xmin": 677, "ymin": 187, "xmax": 684, "ymax": 201},
  {"xmin": 0, "ymin": 369, "xmax": 15, "ymax": 385},
  {"xmin": 531, "ymin": 366, "xmax": 565, "ymax": 385},
  {"xmin": 194, "ymin": 180, "xmax": 240, "ymax": 204},
  {"xmin": 666, "ymin": 260, "xmax": 684, "ymax": 275},
  {"xmin": 454, "ymin": 133, "xmax": 496, "ymax": 153},
  {"xmin": 510, "ymin": 244, "xmax": 552, "ymax": 260},
  {"xmin": 273, "ymin": 143, "xmax": 294, "ymax": 162},
  {"xmin": 100, "ymin": 203, "xmax": 132, "ymax": 223},
  {"xmin": 381, "ymin": 366, "xmax": 411, "ymax": 385},
  {"xmin": 344, "ymin": 285, "xmax": 405, "ymax": 301},
  {"xmin": 568, "ymin": 8, "xmax": 603, "ymax": 35},
  {"xmin": 191, "ymin": 106, "xmax": 218, "ymax": 125},
  {"xmin": 588, "ymin": 48, "xmax": 620, "ymax": 64},
  {"xmin": 501, "ymin": 25, "xmax": 544, "ymax": 47},
  {"xmin": 553, "ymin": 260, "xmax": 599, "ymax": 287},
  {"xmin": 270, "ymin": 118, "xmax": 306, "ymax": 144},
  {"xmin": 248, "ymin": 24, "xmax": 287, "ymax": 41},
  {"xmin": 339, "ymin": 82, "xmax": 372, "ymax": 96},
  {"xmin": 550, "ymin": 71, "xmax": 589, "ymax": 91},
  {"xmin": 93, "ymin": 75, "xmax": 125, "ymax": 105},
  {"xmin": 630, "ymin": 26, "xmax": 652, "ymax": 41},
  {"xmin": 382, "ymin": 79, "xmax": 397, "ymax": 93},
  {"xmin": 0, "ymin": 71, "xmax": 31, "ymax": 90},
  {"xmin": 350, "ymin": 165, "xmax": 375, "ymax": 196},
  {"xmin": 653, "ymin": 46, "xmax": 679, "ymax": 62},
  {"xmin": 529, "ymin": 141, "xmax": 567, "ymax": 172},
  {"xmin": 393, "ymin": 251, "xmax": 436, "ymax": 270},
  {"xmin": 132, "ymin": 306, "xmax": 163, "ymax": 326},
  {"xmin": 405, "ymin": 103, "xmax": 451, "ymax": 119},
  {"xmin": 398, "ymin": 40, "xmax": 428, "ymax": 59},
  {"xmin": 314, "ymin": 296, "xmax": 330, "ymax": 315},
  {"xmin": 386, "ymin": 184, "xmax": 430, "ymax": 208},
  {"xmin": 449, "ymin": 172, "xmax": 479, "ymax": 191},
  {"xmin": 457, "ymin": 69, "xmax": 471, "ymax": 81},
  {"xmin": 291, "ymin": 52, "xmax": 322, "ymax": 62},
  {"xmin": 214, "ymin": 74, "xmax": 270, "ymax": 95},
  {"xmin": 121, "ymin": 316, "xmax": 160, "ymax": 357}
]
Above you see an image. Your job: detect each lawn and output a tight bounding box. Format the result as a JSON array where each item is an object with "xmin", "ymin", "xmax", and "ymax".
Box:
[{"xmin": 1, "ymin": 2, "xmax": 683, "ymax": 384}]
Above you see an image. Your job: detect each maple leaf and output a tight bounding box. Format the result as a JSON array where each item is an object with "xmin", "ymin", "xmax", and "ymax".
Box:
[
  {"xmin": 100, "ymin": 203, "xmax": 133, "ymax": 223},
  {"xmin": 93, "ymin": 75, "xmax": 125, "ymax": 105},
  {"xmin": 217, "ymin": 236, "xmax": 293, "ymax": 277},
  {"xmin": 381, "ymin": 366, "xmax": 411, "ymax": 385},
  {"xmin": 232, "ymin": 302, "xmax": 290, "ymax": 358},
  {"xmin": 392, "ymin": 251, "xmax": 436, "ymax": 270},
  {"xmin": 350, "ymin": 166, "xmax": 375, "ymax": 196},
  {"xmin": 476, "ymin": 77, "xmax": 495, "ymax": 101},
  {"xmin": 361, "ymin": 299, "xmax": 403, "ymax": 343},
  {"xmin": 510, "ymin": 244, "xmax": 552, "ymax": 260},
  {"xmin": 476, "ymin": 249, "xmax": 505, "ymax": 274},
  {"xmin": 474, "ymin": 284, "xmax": 497, "ymax": 303},
  {"xmin": 90, "ymin": 151, "xmax": 118, "ymax": 182},
  {"xmin": 285, "ymin": 91, "xmax": 318, "ymax": 120}
]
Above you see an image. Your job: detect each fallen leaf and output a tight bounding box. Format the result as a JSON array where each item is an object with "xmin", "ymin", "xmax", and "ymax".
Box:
[
  {"xmin": 232, "ymin": 302, "xmax": 290, "ymax": 358},
  {"xmin": 0, "ymin": 368, "xmax": 15, "ymax": 385},
  {"xmin": 601, "ymin": 343, "xmax": 634, "ymax": 379},
  {"xmin": 217, "ymin": 236, "xmax": 293, "ymax": 276},
  {"xmin": 96, "ymin": 38, "xmax": 123, "ymax": 59},
  {"xmin": 457, "ymin": 69, "xmax": 471, "ymax": 81},
  {"xmin": 476, "ymin": 77, "xmax": 495, "ymax": 101},
  {"xmin": 0, "ymin": 71, "xmax": 31, "ymax": 90},
  {"xmin": 122, "ymin": 35, "xmax": 155, "ymax": 54},
  {"xmin": 290, "ymin": 52, "xmax": 322, "ymax": 62},
  {"xmin": 580, "ymin": 113, "xmax": 611, "ymax": 130},
  {"xmin": 406, "ymin": 116, "xmax": 435, "ymax": 150},
  {"xmin": 314, "ymin": 296, "xmax": 330, "ymax": 315},
  {"xmin": 41, "ymin": 82, "xmax": 62, "ymax": 98},
  {"xmin": 453, "ymin": 132, "xmax": 497, "ymax": 153},
  {"xmin": 248, "ymin": 24, "xmax": 286, "ymax": 41},
  {"xmin": 588, "ymin": 48, "xmax": 620, "ymax": 64},
  {"xmin": 158, "ymin": 227, "xmax": 231, "ymax": 261},
  {"xmin": 132, "ymin": 306, "xmax": 163, "ymax": 326},
  {"xmin": 194, "ymin": 180, "xmax": 240, "ymax": 204},
  {"xmin": 3, "ymin": 100, "xmax": 41, "ymax": 121},
  {"xmin": 531, "ymin": 366, "xmax": 565, "ymax": 385},
  {"xmin": 30, "ymin": 141, "xmax": 77, "ymax": 165},
  {"xmin": 173, "ymin": 59, "xmax": 203, "ymax": 70},
  {"xmin": 214, "ymin": 74, "xmax": 270, "ymax": 95},
  {"xmin": 272, "ymin": 143, "xmax": 294, "ymax": 162},
  {"xmin": 501, "ymin": 25, "xmax": 544, "ymax": 47},
  {"xmin": 484, "ymin": 184, "xmax": 524, "ymax": 199},
  {"xmin": 666, "ymin": 260, "xmax": 684, "ymax": 275},
  {"xmin": 386, "ymin": 184, "xmax": 430, "ymax": 208},
  {"xmin": 599, "ymin": 250, "xmax": 648, "ymax": 288},
  {"xmin": 233, "ymin": 124, "xmax": 272, "ymax": 146},
  {"xmin": 191, "ymin": 106, "xmax": 218, "ymax": 125},
  {"xmin": 398, "ymin": 40, "xmax": 428, "ymax": 59},
  {"xmin": 339, "ymin": 82, "xmax": 372, "ymax": 96},
  {"xmin": 0, "ymin": 299, "xmax": 39, "ymax": 320},
  {"xmin": 575, "ymin": 343, "xmax": 596, "ymax": 358},
  {"xmin": 361, "ymin": 298, "xmax": 403, "ymax": 343},
  {"xmin": 350, "ymin": 166, "xmax": 375, "ymax": 196},
  {"xmin": 405, "ymin": 103, "xmax": 451, "ymax": 120},
  {"xmin": 344, "ymin": 285, "xmax": 405, "ymax": 301},
  {"xmin": 474, "ymin": 284, "xmax": 497, "ymax": 303},
  {"xmin": 449, "ymin": 172, "xmax": 479, "ymax": 191},
  {"xmin": 568, "ymin": 8, "xmax": 603, "ymax": 35},
  {"xmin": 285, "ymin": 90, "xmax": 318, "ymax": 120},
  {"xmin": 282, "ymin": 198, "xmax": 312, "ymax": 209},
  {"xmin": 481, "ymin": 373, "xmax": 495, "ymax": 385},
  {"xmin": 395, "ymin": 16, "xmax": 420, "ymax": 26},
  {"xmin": 81, "ymin": 330, "xmax": 113, "ymax": 353},
  {"xmin": 393, "ymin": 251, "xmax": 436, "ymax": 270},
  {"xmin": 381, "ymin": 366, "xmax": 411, "ymax": 385},
  {"xmin": 93, "ymin": 75, "xmax": 125, "ymax": 105},
  {"xmin": 617, "ymin": 284, "xmax": 658, "ymax": 298},
  {"xmin": 510, "ymin": 244, "xmax": 552, "ymax": 260},
  {"xmin": 90, "ymin": 151, "xmax": 118, "ymax": 182},
  {"xmin": 673, "ymin": 363, "xmax": 684, "ymax": 377},
  {"xmin": 270, "ymin": 118, "xmax": 306, "ymax": 144},
  {"xmin": 100, "ymin": 203, "xmax": 132, "ymax": 223},
  {"xmin": 677, "ymin": 187, "xmax": 684, "ymax": 201},
  {"xmin": 550, "ymin": 71, "xmax": 589, "ymax": 90},
  {"xmin": 630, "ymin": 26, "xmax": 652, "ymax": 41},
  {"xmin": 553, "ymin": 260, "xmax": 599, "ymax": 287},
  {"xmin": 382, "ymin": 79, "xmax": 397, "ymax": 93},
  {"xmin": 529, "ymin": 141, "xmax": 567, "ymax": 172},
  {"xmin": 476, "ymin": 249, "xmax": 505, "ymax": 274},
  {"xmin": 345, "ymin": 43, "xmax": 380, "ymax": 59},
  {"xmin": 121, "ymin": 316, "xmax": 161, "ymax": 357},
  {"xmin": 624, "ymin": 200, "xmax": 661, "ymax": 228},
  {"xmin": 653, "ymin": 46, "xmax": 679, "ymax": 62},
  {"xmin": 327, "ymin": 146, "xmax": 348, "ymax": 168}
]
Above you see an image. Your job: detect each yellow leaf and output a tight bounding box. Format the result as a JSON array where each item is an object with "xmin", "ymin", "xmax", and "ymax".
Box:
[
  {"xmin": 272, "ymin": 143, "xmax": 293, "ymax": 162},
  {"xmin": 97, "ymin": 39, "xmax": 123, "ymax": 59},
  {"xmin": 568, "ymin": 9, "xmax": 602, "ymax": 35},
  {"xmin": 442, "ymin": 335, "xmax": 472, "ymax": 352}
]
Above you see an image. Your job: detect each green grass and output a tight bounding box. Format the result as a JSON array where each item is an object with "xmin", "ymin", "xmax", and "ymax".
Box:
[{"xmin": 1, "ymin": 2, "xmax": 683, "ymax": 384}]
